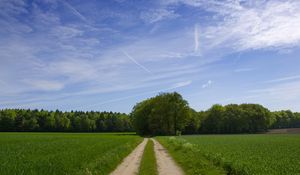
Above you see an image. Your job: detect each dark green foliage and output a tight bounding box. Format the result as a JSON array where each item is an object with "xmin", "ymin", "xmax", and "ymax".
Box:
[
  {"xmin": 0, "ymin": 109, "xmax": 133, "ymax": 132},
  {"xmin": 183, "ymin": 109, "xmax": 201, "ymax": 134},
  {"xmin": 0, "ymin": 109, "xmax": 16, "ymax": 131},
  {"xmin": 271, "ymin": 110, "xmax": 300, "ymax": 128},
  {"xmin": 131, "ymin": 92, "xmax": 190, "ymax": 136},
  {"xmin": 200, "ymin": 104, "xmax": 272, "ymax": 134},
  {"xmin": 201, "ymin": 104, "xmax": 225, "ymax": 133}
]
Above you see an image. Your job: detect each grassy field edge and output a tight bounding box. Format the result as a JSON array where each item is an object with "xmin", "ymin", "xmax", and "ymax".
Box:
[
  {"xmin": 157, "ymin": 137, "xmax": 226, "ymax": 175},
  {"xmin": 81, "ymin": 137, "xmax": 143, "ymax": 175},
  {"xmin": 138, "ymin": 139, "xmax": 158, "ymax": 175},
  {"xmin": 181, "ymin": 134, "xmax": 300, "ymax": 175}
]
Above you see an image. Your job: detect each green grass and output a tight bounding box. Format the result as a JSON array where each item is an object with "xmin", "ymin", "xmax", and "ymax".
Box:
[
  {"xmin": 158, "ymin": 134, "xmax": 300, "ymax": 175},
  {"xmin": 0, "ymin": 132, "xmax": 142, "ymax": 175},
  {"xmin": 139, "ymin": 139, "xmax": 157, "ymax": 175},
  {"xmin": 157, "ymin": 137, "xmax": 226, "ymax": 175}
]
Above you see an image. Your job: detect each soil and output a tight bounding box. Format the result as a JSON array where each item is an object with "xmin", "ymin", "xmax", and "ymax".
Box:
[{"xmin": 267, "ymin": 128, "xmax": 300, "ymax": 134}]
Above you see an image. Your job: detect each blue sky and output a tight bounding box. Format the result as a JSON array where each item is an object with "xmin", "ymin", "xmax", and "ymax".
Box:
[{"xmin": 1, "ymin": 0, "xmax": 300, "ymax": 113}]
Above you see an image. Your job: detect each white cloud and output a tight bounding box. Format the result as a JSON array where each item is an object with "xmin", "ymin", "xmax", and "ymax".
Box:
[
  {"xmin": 249, "ymin": 80, "xmax": 300, "ymax": 101},
  {"xmin": 163, "ymin": 0, "xmax": 243, "ymax": 13},
  {"xmin": 0, "ymin": 0, "xmax": 28, "ymax": 16},
  {"xmin": 23, "ymin": 79, "xmax": 64, "ymax": 91},
  {"xmin": 234, "ymin": 67, "xmax": 254, "ymax": 73},
  {"xmin": 140, "ymin": 8, "xmax": 179, "ymax": 23},
  {"xmin": 2, "ymin": 0, "xmax": 300, "ymax": 111},
  {"xmin": 204, "ymin": 0, "xmax": 300, "ymax": 51},
  {"xmin": 0, "ymin": 0, "xmax": 32, "ymax": 34},
  {"xmin": 86, "ymin": 80, "xmax": 192, "ymax": 107},
  {"xmin": 48, "ymin": 59, "xmax": 99, "ymax": 82},
  {"xmin": 50, "ymin": 26, "xmax": 83, "ymax": 39},
  {"xmin": 194, "ymin": 24, "xmax": 199, "ymax": 52},
  {"xmin": 166, "ymin": 0, "xmax": 300, "ymax": 51},
  {"xmin": 173, "ymin": 80, "xmax": 192, "ymax": 88},
  {"xmin": 264, "ymin": 75, "xmax": 300, "ymax": 84},
  {"xmin": 202, "ymin": 80, "xmax": 212, "ymax": 88}
]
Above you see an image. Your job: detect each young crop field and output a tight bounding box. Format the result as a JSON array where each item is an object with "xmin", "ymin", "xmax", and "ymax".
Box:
[
  {"xmin": 0, "ymin": 133, "xmax": 142, "ymax": 175},
  {"xmin": 157, "ymin": 134, "xmax": 300, "ymax": 175}
]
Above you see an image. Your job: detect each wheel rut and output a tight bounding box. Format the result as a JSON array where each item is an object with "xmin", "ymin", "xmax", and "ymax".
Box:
[
  {"xmin": 110, "ymin": 138, "xmax": 148, "ymax": 175},
  {"xmin": 110, "ymin": 138, "xmax": 184, "ymax": 175},
  {"xmin": 151, "ymin": 138, "xmax": 184, "ymax": 175}
]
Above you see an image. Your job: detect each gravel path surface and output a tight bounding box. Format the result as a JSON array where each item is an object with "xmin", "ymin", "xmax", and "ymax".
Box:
[
  {"xmin": 152, "ymin": 138, "xmax": 184, "ymax": 175},
  {"xmin": 110, "ymin": 138, "xmax": 148, "ymax": 175}
]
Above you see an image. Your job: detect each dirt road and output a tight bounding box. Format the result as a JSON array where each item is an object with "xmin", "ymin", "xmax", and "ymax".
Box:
[
  {"xmin": 151, "ymin": 138, "xmax": 184, "ymax": 175},
  {"xmin": 110, "ymin": 138, "xmax": 148, "ymax": 175}
]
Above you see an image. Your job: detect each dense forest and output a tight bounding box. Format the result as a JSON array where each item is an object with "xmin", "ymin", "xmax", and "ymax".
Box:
[
  {"xmin": 0, "ymin": 92, "xmax": 300, "ymax": 134},
  {"xmin": 0, "ymin": 109, "xmax": 133, "ymax": 132},
  {"xmin": 194, "ymin": 105, "xmax": 300, "ymax": 134}
]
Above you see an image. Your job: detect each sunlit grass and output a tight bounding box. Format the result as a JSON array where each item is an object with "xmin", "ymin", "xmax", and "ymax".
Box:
[
  {"xmin": 157, "ymin": 136, "xmax": 226, "ymax": 175},
  {"xmin": 0, "ymin": 132, "xmax": 142, "ymax": 175},
  {"xmin": 158, "ymin": 134, "xmax": 300, "ymax": 175}
]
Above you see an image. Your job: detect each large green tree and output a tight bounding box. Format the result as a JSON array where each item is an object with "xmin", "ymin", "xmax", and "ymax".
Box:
[{"xmin": 131, "ymin": 92, "xmax": 190, "ymax": 136}]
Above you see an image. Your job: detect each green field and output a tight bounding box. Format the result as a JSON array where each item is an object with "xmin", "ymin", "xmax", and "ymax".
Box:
[
  {"xmin": 0, "ymin": 133, "xmax": 142, "ymax": 175},
  {"xmin": 157, "ymin": 134, "xmax": 300, "ymax": 175}
]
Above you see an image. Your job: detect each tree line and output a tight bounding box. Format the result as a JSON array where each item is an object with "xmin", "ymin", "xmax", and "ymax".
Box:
[
  {"xmin": 131, "ymin": 92, "xmax": 300, "ymax": 135},
  {"xmin": 1, "ymin": 92, "xmax": 300, "ymax": 134},
  {"xmin": 184, "ymin": 107, "xmax": 300, "ymax": 134},
  {"xmin": 0, "ymin": 109, "xmax": 133, "ymax": 132},
  {"xmin": 271, "ymin": 110, "xmax": 300, "ymax": 129}
]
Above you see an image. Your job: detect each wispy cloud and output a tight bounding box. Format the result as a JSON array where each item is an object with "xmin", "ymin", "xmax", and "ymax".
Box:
[
  {"xmin": 1, "ymin": 0, "xmax": 300, "ymax": 112},
  {"xmin": 220, "ymin": 95, "xmax": 260, "ymax": 103},
  {"xmin": 264, "ymin": 75, "xmax": 300, "ymax": 84},
  {"xmin": 172, "ymin": 80, "xmax": 192, "ymax": 88},
  {"xmin": 249, "ymin": 80, "xmax": 300, "ymax": 101},
  {"xmin": 209, "ymin": 0, "xmax": 300, "ymax": 51},
  {"xmin": 23, "ymin": 79, "xmax": 64, "ymax": 91},
  {"xmin": 86, "ymin": 80, "xmax": 191, "ymax": 107},
  {"xmin": 167, "ymin": 0, "xmax": 300, "ymax": 51},
  {"xmin": 50, "ymin": 26, "xmax": 83, "ymax": 40},
  {"xmin": 140, "ymin": 8, "xmax": 179, "ymax": 23},
  {"xmin": 234, "ymin": 67, "xmax": 254, "ymax": 73}
]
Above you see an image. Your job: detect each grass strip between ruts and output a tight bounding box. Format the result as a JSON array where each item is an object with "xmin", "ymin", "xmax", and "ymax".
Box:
[{"xmin": 139, "ymin": 139, "xmax": 158, "ymax": 175}]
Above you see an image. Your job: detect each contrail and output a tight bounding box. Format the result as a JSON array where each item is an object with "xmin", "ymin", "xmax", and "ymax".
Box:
[
  {"xmin": 122, "ymin": 51, "xmax": 152, "ymax": 74},
  {"xmin": 63, "ymin": 1, "xmax": 89, "ymax": 23},
  {"xmin": 194, "ymin": 24, "xmax": 199, "ymax": 52},
  {"xmin": 87, "ymin": 80, "xmax": 192, "ymax": 107}
]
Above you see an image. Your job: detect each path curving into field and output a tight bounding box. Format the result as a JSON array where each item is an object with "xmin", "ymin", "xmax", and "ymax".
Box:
[
  {"xmin": 151, "ymin": 138, "xmax": 184, "ymax": 175},
  {"xmin": 110, "ymin": 138, "xmax": 148, "ymax": 175}
]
